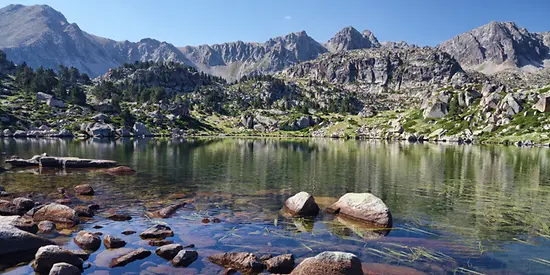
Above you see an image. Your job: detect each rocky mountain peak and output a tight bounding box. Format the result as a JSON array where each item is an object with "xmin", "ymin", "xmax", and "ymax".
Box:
[
  {"xmin": 438, "ymin": 21, "xmax": 549, "ymax": 74},
  {"xmin": 326, "ymin": 26, "xmax": 380, "ymax": 52}
]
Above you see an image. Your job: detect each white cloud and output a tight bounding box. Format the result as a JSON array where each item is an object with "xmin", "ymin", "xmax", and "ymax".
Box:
[{"xmin": 284, "ymin": 16, "xmax": 292, "ymax": 20}]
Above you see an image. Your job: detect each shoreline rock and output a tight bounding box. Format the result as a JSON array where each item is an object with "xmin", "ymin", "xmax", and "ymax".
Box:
[
  {"xmin": 327, "ymin": 193, "xmax": 392, "ymax": 228},
  {"xmin": 283, "ymin": 192, "xmax": 320, "ymax": 217}
]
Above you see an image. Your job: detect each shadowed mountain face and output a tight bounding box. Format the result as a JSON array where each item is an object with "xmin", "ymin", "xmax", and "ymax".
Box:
[{"xmin": 438, "ymin": 21, "xmax": 550, "ymax": 74}]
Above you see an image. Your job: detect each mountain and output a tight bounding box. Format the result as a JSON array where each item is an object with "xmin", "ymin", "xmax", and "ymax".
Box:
[
  {"xmin": 438, "ymin": 21, "xmax": 550, "ymax": 74},
  {"xmin": 179, "ymin": 31, "xmax": 328, "ymax": 81},
  {"xmin": 0, "ymin": 4, "xmax": 190, "ymax": 77},
  {"xmin": 325, "ymin": 26, "xmax": 380, "ymax": 52}
]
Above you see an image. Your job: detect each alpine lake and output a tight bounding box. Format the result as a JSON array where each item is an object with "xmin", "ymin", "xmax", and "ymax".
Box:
[{"xmin": 2, "ymin": 137, "xmax": 550, "ymax": 275}]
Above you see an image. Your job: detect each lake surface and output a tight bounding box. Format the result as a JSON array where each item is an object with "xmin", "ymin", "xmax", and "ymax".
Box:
[{"xmin": 2, "ymin": 138, "xmax": 550, "ymax": 274}]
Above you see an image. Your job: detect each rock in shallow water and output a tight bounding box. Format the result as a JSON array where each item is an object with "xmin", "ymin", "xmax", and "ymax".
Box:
[
  {"xmin": 326, "ymin": 193, "xmax": 392, "ymax": 228},
  {"xmin": 103, "ymin": 235, "xmax": 126, "ymax": 249},
  {"xmin": 110, "ymin": 248, "xmax": 151, "ymax": 268},
  {"xmin": 38, "ymin": 220, "xmax": 57, "ymax": 234},
  {"xmin": 284, "ymin": 192, "xmax": 320, "ymax": 217},
  {"xmin": 265, "ymin": 254, "xmax": 295, "ymax": 274},
  {"xmin": 155, "ymin": 244, "xmax": 183, "ymax": 260},
  {"xmin": 290, "ymin": 251, "xmax": 362, "ymax": 275},
  {"xmin": 74, "ymin": 231, "xmax": 101, "ymax": 251},
  {"xmin": 32, "ymin": 203, "xmax": 79, "ymax": 229},
  {"xmin": 49, "ymin": 262, "xmax": 81, "ymax": 275},
  {"xmin": 0, "ymin": 216, "xmax": 55, "ymax": 268},
  {"xmin": 172, "ymin": 250, "xmax": 198, "ymax": 267},
  {"xmin": 208, "ymin": 252, "xmax": 264, "ymax": 274},
  {"xmin": 32, "ymin": 245, "xmax": 83, "ymax": 274},
  {"xmin": 106, "ymin": 214, "xmax": 132, "ymax": 221},
  {"xmin": 104, "ymin": 166, "xmax": 136, "ymax": 175},
  {"xmin": 139, "ymin": 224, "xmax": 174, "ymax": 239},
  {"xmin": 149, "ymin": 202, "xmax": 186, "ymax": 218},
  {"xmin": 74, "ymin": 184, "xmax": 94, "ymax": 196}
]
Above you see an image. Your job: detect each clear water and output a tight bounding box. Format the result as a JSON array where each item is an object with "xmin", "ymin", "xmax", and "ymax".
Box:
[{"xmin": 2, "ymin": 138, "xmax": 550, "ymax": 274}]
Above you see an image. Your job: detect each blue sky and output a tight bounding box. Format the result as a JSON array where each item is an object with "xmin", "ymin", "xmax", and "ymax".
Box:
[{"xmin": 3, "ymin": 0, "xmax": 550, "ymax": 46}]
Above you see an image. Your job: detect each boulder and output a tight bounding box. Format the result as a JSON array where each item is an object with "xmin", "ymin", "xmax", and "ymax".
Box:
[
  {"xmin": 133, "ymin": 122, "xmax": 152, "ymax": 137},
  {"xmin": 241, "ymin": 113, "xmax": 254, "ymax": 129},
  {"xmin": 110, "ymin": 248, "xmax": 151, "ymax": 268},
  {"xmin": 283, "ymin": 192, "xmax": 320, "ymax": 217},
  {"xmin": 74, "ymin": 184, "xmax": 94, "ymax": 196},
  {"xmin": 91, "ymin": 113, "xmax": 109, "ymax": 122},
  {"xmin": 208, "ymin": 252, "xmax": 264, "ymax": 274},
  {"xmin": 0, "ymin": 216, "xmax": 55, "ymax": 268},
  {"xmin": 148, "ymin": 239, "xmax": 174, "ymax": 246},
  {"xmin": 116, "ymin": 128, "xmax": 132, "ymax": 137},
  {"xmin": 47, "ymin": 98, "xmax": 66, "ymax": 108},
  {"xmin": 139, "ymin": 224, "xmax": 174, "ymax": 239},
  {"xmin": 38, "ymin": 221, "xmax": 57, "ymax": 234},
  {"xmin": 0, "ymin": 199, "xmax": 18, "ymax": 215},
  {"xmin": 8, "ymin": 216, "xmax": 38, "ymax": 234},
  {"xmin": 37, "ymin": 92, "xmax": 53, "ymax": 102},
  {"xmin": 265, "ymin": 254, "xmax": 295, "ymax": 274},
  {"xmin": 534, "ymin": 95, "xmax": 550, "ymax": 112},
  {"xmin": 290, "ymin": 251, "xmax": 362, "ymax": 275},
  {"xmin": 74, "ymin": 231, "xmax": 101, "ymax": 251},
  {"xmin": 49, "ymin": 263, "xmax": 81, "ymax": 275},
  {"xmin": 86, "ymin": 123, "xmax": 115, "ymax": 137},
  {"xmin": 423, "ymin": 102, "xmax": 448, "ymax": 119},
  {"xmin": 31, "ymin": 245, "xmax": 83, "ymax": 274},
  {"xmin": 73, "ymin": 206, "xmax": 94, "ymax": 218},
  {"xmin": 2, "ymin": 129, "xmax": 12, "ymax": 137},
  {"xmin": 172, "ymin": 250, "xmax": 198, "ymax": 267},
  {"xmin": 13, "ymin": 130, "xmax": 27, "ymax": 138},
  {"xmin": 32, "ymin": 203, "xmax": 79, "ymax": 229},
  {"xmin": 57, "ymin": 129, "xmax": 73, "ymax": 138},
  {"xmin": 295, "ymin": 116, "xmax": 313, "ymax": 129},
  {"xmin": 155, "ymin": 244, "xmax": 183, "ymax": 260},
  {"xmin": 103, "ymin": 235, "xmax": 126, "ymax": 249},
  {"xmin": 327, "ymin": 193, "xmax": 392, "ymax": 228}
]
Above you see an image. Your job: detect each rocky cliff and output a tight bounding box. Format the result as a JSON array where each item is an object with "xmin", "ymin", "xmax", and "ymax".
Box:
[
  {"xmin": 285, "ymin": 47, "xmax": 464, "ymax": 93},
  {"xmin": 438, "ymin": 21, "xmax": 550, "ymax": 74}
]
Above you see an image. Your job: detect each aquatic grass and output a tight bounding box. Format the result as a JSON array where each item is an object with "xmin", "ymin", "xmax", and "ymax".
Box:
[{"xmin": 529, "ymin": 258, "xmax": 550, "ymax": 267}]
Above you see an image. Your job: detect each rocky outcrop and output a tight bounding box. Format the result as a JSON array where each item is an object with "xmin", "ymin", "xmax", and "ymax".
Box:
[
  {"xmin": 327, "ymin": 193, "xmax": 392, "ymax": 228},
  {"xmin": 325, "ymin": 27, "xmax": 380, "ymax": 53},
  {"xmin": 290, "ymin": 251, "xmax": 363, "ymax": 275},
  {"xmin": 285, "ymin": 47, "xmax": 463, "ymax": 92},
  {"xmin": 438, "ymin": 21, "xmax": 550, "ymax": 74},
  {"xmin": 283, "ymin": 192, "xmax": 320, "ymax": 217}
]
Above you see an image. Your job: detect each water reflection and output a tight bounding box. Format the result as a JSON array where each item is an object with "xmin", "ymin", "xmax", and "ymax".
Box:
[{"xmin": 1, "ymin": 138, "xmax": 550, "ymax": 274}]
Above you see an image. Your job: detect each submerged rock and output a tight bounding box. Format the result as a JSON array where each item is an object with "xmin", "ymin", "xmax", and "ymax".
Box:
[
  {"xmin": 283, "ymin": 192, "xmax": 320, "ymax": 217},
  {"xmin": 106, "ymin": 214, "xmax": 132, "ymax": 221},
  {"xmin": 208, "ymin": 252, "xmax": 264, "ymax": 274},
  {"xmin": 149, "ymin": 202, "xmax": 186, "ymax": 218},
  {"xmin": 327, "ymin": 193, "xmax": 392, "ymax": 228},
  {"xmin": 32, "ymin": 203, "xmax": 79, "ymax": 229},
  {"xmin": 155, "ymin": 244, "xmax": 183, "ymax": 260},
  {"xmin": 265, "ymin": 254, "xmax": 295, "ymax": 274},
  {"xmin": 49, "ymin": 262, "xmax": 81, "ymax": 275},
  {"xmin": 172, "ymin": 250, "xmax": 198, "ymax": 267},
  {"xmin": 148, "ymin": 240, "xmax": 174, "ymax": 246},
  {"xmin": 139, "ymin": 224, "xmax": 174, "ymax": 239},
  {"xmin": 103, "ymin": 166, "xmax": 136, "ymax": 175},
  {"xmin": 74, "ymin": 184, "xmax": 94, "ymax": 196},
  {"xmin": 31, "ymin": 245, "xmax": 83, "ymax": 274},
  {"xmin": 110, "ymin": 248, "xmax": 151, "ymax": 268},
  {"xmin": 74, "ymin": 231, "xmax": 101, "ymax": 251},
  {"xmin": 103, "ymin": 235, "xmax": 126, "ymax": 249},
  {"xmin": 290, "ymin": 251, "xmax": 362, "ymax": 275}
]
